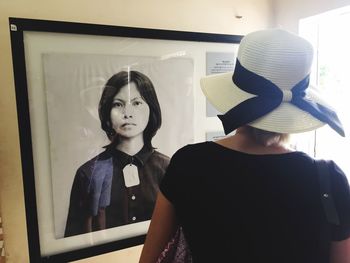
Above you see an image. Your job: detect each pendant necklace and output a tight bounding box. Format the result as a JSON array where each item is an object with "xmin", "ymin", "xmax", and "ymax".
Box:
[{"xmin": 123, "ymin": 156, "xmax": 140, "ymax": 187}]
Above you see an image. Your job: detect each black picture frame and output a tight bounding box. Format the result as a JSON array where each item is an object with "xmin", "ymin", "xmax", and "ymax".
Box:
[{"xmin": 9, "ymin": 17, "xmax": 242, "ymax": 262}]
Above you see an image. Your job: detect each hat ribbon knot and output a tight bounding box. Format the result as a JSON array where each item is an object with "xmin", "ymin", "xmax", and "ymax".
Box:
[
  {"xmin": 282, "ymin": 90, "xmax": 293, "ymax": 102},
  {"xmin": 217, "ymin": 59, "xmax": 344, "ymax": 136}
]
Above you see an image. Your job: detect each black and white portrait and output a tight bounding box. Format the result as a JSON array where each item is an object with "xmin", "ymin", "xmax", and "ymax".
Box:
[{"xmin": 42, "ymin": 53, "xmax": 194, "ymax": 239}]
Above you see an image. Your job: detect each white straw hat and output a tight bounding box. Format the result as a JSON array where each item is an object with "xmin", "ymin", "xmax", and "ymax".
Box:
[{"xmin": 200, "ymin": 29, "xmax": 344, "ymax": 136}]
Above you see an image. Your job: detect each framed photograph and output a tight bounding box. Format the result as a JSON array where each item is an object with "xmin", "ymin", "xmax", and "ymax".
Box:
[{"xmin": 9, "ymin": 17, "xmax": 242, "ymax": 262}]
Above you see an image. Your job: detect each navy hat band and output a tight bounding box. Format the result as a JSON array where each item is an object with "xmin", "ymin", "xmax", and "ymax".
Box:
[{"xmin": 218, "ymin": 60, "xmax": 345, "ymax": 137}]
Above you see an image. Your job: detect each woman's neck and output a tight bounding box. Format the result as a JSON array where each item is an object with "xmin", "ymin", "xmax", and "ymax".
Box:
[
  {"xmin": 216, "ymin": 127, "xmax": 293, "ymax": 155},
  {"xmin": 116, "ymin": 135, "xmax": 144, "ymax": 156}
]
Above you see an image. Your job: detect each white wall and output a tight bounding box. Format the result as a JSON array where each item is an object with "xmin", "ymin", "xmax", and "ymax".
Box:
[
  {"xmin": 0, "ymin": 0, "xmax": 273, "ymax": 262},
  {"xmin": 273, "ymin": 0, "xmax": 350, "ymax": 32}
]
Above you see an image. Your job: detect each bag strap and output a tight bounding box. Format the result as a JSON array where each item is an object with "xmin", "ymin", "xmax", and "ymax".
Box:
[
  {"xmin": 315, "ymin": 159, "xmax": 340, "ymax": 263},
  {"xmin": 315, "ymin": 160, "xmax": 340, "ymax": 226}
]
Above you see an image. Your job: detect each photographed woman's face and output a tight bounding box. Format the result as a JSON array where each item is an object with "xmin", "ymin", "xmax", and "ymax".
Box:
[{"xmin": 110, "ymin": 82, "xmax": 150, "ymax": 139}]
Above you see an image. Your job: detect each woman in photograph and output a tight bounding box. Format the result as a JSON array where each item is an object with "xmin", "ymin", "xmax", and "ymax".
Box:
[{"xmin": 64, "ymin": 70, "xmax": 170, "ymax": 237}]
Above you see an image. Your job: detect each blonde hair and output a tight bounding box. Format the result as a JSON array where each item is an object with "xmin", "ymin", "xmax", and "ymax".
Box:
[{"xmin": 246, "ymin": 126, "xmax": 290, "ymax": 147}]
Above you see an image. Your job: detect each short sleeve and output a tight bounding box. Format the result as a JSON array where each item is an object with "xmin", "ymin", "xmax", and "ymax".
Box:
[
  {"xmin": 329, "ymin": 161, "xmax": 350, "ymax": 241},
  {"xmin": 159, "ymin": 146, "xmax": 189, "ymax": 206}
]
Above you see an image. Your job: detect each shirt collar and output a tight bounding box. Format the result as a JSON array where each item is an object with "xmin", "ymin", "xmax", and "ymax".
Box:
[{"xmin": 106, "ymin": 144, "xmax": 154, "ymax": 167}]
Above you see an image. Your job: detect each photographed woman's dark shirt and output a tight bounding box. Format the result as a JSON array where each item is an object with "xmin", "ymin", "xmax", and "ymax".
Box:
[{"xmin": 64, "ymin": 146, "xmax": 169, "ymax": 237}]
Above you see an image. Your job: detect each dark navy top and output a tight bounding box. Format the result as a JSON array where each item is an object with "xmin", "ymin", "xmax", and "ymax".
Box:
[
  {"xmin": 65, "ymin": 146, "xmax": 169, "ymax": 237},
  {"xmin": 160, "ymin": 142, "xmax": 350, "ymax": 263}
]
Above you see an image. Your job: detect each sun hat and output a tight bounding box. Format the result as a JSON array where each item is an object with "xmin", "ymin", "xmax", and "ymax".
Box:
[{"xmin": 200, "ymin": 29, "xmax": 344, "ymax": 136}]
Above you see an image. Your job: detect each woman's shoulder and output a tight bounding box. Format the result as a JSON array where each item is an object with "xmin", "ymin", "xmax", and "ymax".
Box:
[
  {"xmin": 151, "ymin": 142, "xmax": 212, "ymax": 164},
  {"xmin": 325, "ymin": 160, "xmax": 349, "ymax": 185},
  {"xmin": 169, "ymin": 142, "xmax": 214, "ymax": 162},
  {"xmin": 152, "ymin": 150, "xmax": 170, "ymax": 161},
  {"xmin": 150, "ymin": 150, "xmax": 171, "ymax": 168},
  {"xmin": 76, "ymin": 150, "xmax": 112, "ymax": 175},
  {"xmin": 176, "ymin": 141, "xmax": 212, "ymax": 153}
]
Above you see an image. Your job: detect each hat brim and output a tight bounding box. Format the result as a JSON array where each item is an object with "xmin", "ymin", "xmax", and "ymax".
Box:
[{"xmin": 200, "ymin": 72, "xmax": 326, "ymax": 134}]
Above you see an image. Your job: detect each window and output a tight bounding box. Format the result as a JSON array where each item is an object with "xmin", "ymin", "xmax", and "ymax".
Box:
[{"xmin": 299, "ymin": 6, "xmax": 350, "ymax": 178}]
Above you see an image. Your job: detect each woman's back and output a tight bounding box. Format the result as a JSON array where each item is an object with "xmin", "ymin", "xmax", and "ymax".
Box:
[{"xmin": 160, "ymin": 141, "xmax": 350, "ymax": 262}]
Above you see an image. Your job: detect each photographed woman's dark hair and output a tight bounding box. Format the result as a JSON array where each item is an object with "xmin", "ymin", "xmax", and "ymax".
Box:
[{"xmin": 99, "ymin": 70, "xmax": 162, "ymax": 148}]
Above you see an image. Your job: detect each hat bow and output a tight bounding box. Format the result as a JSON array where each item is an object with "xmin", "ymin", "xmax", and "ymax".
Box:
[{"xmin": 218, "ymin": 60, "xmax": 345, "ymax": 136}]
